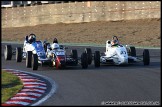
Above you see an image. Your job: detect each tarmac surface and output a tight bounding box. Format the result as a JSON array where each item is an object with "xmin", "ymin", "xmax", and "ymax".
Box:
[{"xmin": 1, "ymin": 43, "xmax": 161, "ymax": 106}]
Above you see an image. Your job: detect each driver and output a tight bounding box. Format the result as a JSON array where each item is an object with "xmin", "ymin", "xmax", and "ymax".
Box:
[
  {"xmin": 51, "ymin": 38, "xmax": 60, "ymax": 50},
  {"xmin": 28, "ymin": 33, "xmax": 36, "ymax": 43},
  {"xmin": 111, "ymin": 39, "xmax": 119, "ymax": 46}
]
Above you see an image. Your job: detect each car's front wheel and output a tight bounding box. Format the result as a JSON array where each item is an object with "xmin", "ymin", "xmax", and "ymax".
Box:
[
  {"xmin": 26, "ymin": 51, "xmax": 32, "ymax": 68},
  {"xmin": 32, "ymin": 54, "xmax": 38, "ymax": 70},
  {"xmin": 4, "ymin": 45, "xmax": 12, "ymax": 60},
  {"xmin": 16, "ymin": 47, "xmax": 22, "ymax": 62}
]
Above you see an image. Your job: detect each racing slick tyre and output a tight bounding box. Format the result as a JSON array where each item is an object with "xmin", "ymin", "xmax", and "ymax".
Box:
[
  {"xmin": 60, "ymin": 45, "xmax": 64, "ymax": 49},
  {"xmin": 143, "ymin": 49, "xmax": 150, "ymax": 65},
  {"xmin": 4, "ymin": 45, "xmax": 12, "ymax": 60},
  {"xmin": 128, "ymin": 46, "xmax": 136, "ymax": 57},
  {"xmin": 26, "ymin": 51, "xmax": 32, "ymax": 68},
  {"xmin": 94, "ymin": 51, "xmax": 100, "ymax": 67},
  {"xmin": 16, "ymin": 47, "xmax": 22, "ymax": 62},
  {"xmin": 71, "ymin": 50, "xmax": 78, "ymax": 65},
  {"xmin": 32, "ymin": 54, "xmax": 38, "ymax": 70},
  {"xmin": 44, "ymin": 42, "xmax": 50, "ymax": 52},
  {"xmin": 85, "ymin": 48, "xmax": 92, "ymax": 65},
  {"xmin": 81, "ymin": 52, "xmax": 88, "ymax": 69}
]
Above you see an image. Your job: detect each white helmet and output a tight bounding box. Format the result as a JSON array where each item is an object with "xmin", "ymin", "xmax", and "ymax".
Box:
[{"xmin": 51, "ymin": 43, "xmax": 60, "ymax": 50}]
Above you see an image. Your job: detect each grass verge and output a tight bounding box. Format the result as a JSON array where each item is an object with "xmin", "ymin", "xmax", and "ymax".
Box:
[{"xmin": 1, "ymin": 70, "xmax": 23, "ymax": 103}]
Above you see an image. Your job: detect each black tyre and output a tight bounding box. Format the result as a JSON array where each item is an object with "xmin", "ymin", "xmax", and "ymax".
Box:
[
  {"xmin": 44, "ymin": 43, "xmax": 50, "ymax": 52},
  {"xmin": 71, "ymin": 50, "xmax": 78, "ymax": 65},
  {"xmin": 128, "ymin": 46, "xmax": 136, "ymax": 57},
  {"xmin": 60, "ymin": 45, "xmax": 64, "ymax": 49},
  {"xmin": 94, "ymin": 51, "xmax": 100, "ymax": 67},
  {"xmin": 32, "ymin": 54, "xmax": 38, "ymax": 70},
  {"xmin": 81, "ymin": 52, "xmax": 88, "ymax": 69},
  {"xmin": 143, "ymin": 49, "xmax": 150, "ymax": 65},
  {"xmin": 4, "ymin": 45, "xmax": 12, "ymax": 60},
  {"xmin": 26, "ymin": 51, "xmax": 32, "ymax": 68},
  {"xmin": 85, "ymin": 48, "xmax": 92, "ymax": 65},
  {"xmin": 16, "ymin": 47, "xmax": 22, "ymax": 62}
]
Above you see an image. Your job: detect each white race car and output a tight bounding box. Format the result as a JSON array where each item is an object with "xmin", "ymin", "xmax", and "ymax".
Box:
[
  {"xmin": 86, "ymin": 36, "xmax": 150, "ymax": 67},
  {"xmin": 4, "ymin": 34, "xmax": 50, "ymax": 70}
]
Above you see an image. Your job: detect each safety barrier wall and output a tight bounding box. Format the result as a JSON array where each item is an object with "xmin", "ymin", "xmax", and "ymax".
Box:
[{"xmin": 2, "ymin": 1, "xmax": 161, "ymax": 28}]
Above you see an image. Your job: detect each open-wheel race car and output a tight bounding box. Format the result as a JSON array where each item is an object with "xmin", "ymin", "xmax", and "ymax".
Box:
[
  {"xmin": 4, "ymin": 34, "xmax": 89, "ymax": 70},
  {"xmin": 43, "ymin": 40, "xmax": 89, "ymax": 69},
  {"xmin": 84, "ymin": 36, "xmax": 150, "ymax": 67},
  {"xmin": 4, "ymin": 34, "xmax": 50, "ymax": 70}
]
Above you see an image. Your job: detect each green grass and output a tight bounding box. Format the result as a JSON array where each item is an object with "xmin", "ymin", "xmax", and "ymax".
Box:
[{"xmin": 1, "ymin": 70, "xmax": 23, "ymax": 103}]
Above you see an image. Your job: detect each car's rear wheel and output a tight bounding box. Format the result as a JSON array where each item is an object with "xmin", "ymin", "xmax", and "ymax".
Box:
[
  {"xmin": 71, "ymin": 49, "xmax": 78, "ymax": 65},
  {"xmin": 143, "ymin": 49, "xmax": 150, "ymax": 65},
  {"xmin": 128, "ymin": 46, "xmax": 136, "ymax": 57},
  {"xmin": 4, "ymin": 45, "xmax": 12, "ymax": 60},
  {"xmin": 26, "ymin": 51, "xmax": 32, "ymax": 68},
  {"xmin": 16, "ymin": 47, "xmax": 22, "ymax": 62},
  {"xmin": 85, "ymin": 48, "xmax": 92, "ymax": 65},
  {"xmin": 81, "ymin": 52, "xmax": 88, "ymax": 69},
  {"xmin": 94, "ymin": 51, "xmax": 100, "ymax": 67}
]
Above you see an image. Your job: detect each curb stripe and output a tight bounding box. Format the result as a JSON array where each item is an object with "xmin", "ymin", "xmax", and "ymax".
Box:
[
  {"xmin": 11, "ymin": 97, "xmax": 36, "ymax": 101},
  {"xmin": 2, "ymin": 69, "xmax": 57, "ymax": 106},
  {"xmin": 23, "ymin": 82, "xmax": 46, "ymax": 86},
  {"xmin": 16, "ymin": 92, "xmax": 42, "ymax": 97},
  {"xmin": 14, "ymin": 95, "xmax": 39, "ymax": 98},
  {"xmin": 2, "ymin": 69, "xmax": 46, "ymax": 106},
  {"xmin": 5, "ymin": 101, "xmax": 30, "ymax": 106},
  {"xmin": 18, "ymin": 76, "xmax": 37, "ymax": 78},
  {"xmin": 8, "ymin": 99, "xmax": 33, "ymax": 103},
  {"xmin": 2, "ymin": 103, "xmax": 24, "ymax": 106},
  {"xmin": 20, "ymin": 91, "xmax": 44, "ymax": 94},
  {"xmin": 24, "ymin": 87, "xmax": 46, "ymax": 91},
  {"xmin": 21, "ymin": 79, "xmax": 44, "ymax": 82},
  {"xmin": 21, "ymin": 89, "xmax": 45, "ymax": 93},
  {"xmin": 24, "ymin": 86, "xmax": 47, "ymax": 89}
]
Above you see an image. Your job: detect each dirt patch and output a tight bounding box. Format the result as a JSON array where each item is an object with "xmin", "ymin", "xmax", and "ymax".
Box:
[{"xmin": 2, "ymin": 18, "xmax": 161, "ymax": 47}]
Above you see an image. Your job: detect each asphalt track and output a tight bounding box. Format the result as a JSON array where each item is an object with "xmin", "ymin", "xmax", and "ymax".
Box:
[{"xmin": 1, "ymin": 43, "xmax": 161, "ymax": 106}]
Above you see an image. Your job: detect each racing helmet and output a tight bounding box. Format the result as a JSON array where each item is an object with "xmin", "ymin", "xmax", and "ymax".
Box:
[
  {"xmin": 28, "ymin": 33, "xmax": 36, "ymax": 43},
  {"xmin": 28, "ymin": 35, "xmax": 34, "ymax": 43},
  {"xmin": 111, "ymin": 39, "xmax": 119, "ymax": 46},
  {"xmin": 51, "ymin": 43, "xmax": 60, "ymax": 50},
  {"xmin": 33, "ymin": 35, "xmax": 36, "ymax": 42},
  {"xmin": 53, "ymin": 38, "xmax": 58, "ymax": 43}
]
